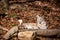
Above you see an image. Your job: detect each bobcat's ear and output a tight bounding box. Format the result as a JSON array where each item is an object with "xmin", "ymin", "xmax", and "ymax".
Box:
[
  {"xmin": 36, "ymin": 15, "xmax": 40, "ymax": 18},
  {"xmin": 41, "ymin": 16, "xmax": 44, "ymax": 18}
]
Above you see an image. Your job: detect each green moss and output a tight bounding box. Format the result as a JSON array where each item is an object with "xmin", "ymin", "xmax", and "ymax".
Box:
[{"xmin": 12, "ymin": 24, "xmax": 17, "ymax": 26}]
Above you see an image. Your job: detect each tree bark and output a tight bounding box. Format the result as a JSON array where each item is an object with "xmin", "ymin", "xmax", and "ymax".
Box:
[
  {"xmin": 3, "ymin": 26, "xmax": 18, "ymax": 40},
  {"xmin": 36, "ymin": 29, "xmax": 60, "ymax": 37}
]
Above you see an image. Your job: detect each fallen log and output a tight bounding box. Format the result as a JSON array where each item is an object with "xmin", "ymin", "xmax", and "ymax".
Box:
[
  {"xmin": 3, "ymin": 26, "xmax": 18, "ymax": 40},
  {"xmin": 18, "ymin": 29, "xmax": 60, "ymax": 37},
  {"xmin": 36, "ymin": 29, "xmax": 60, "ymax": 37}
]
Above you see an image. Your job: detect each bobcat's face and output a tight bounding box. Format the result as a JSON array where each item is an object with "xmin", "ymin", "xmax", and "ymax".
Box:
[{"xmin": 37, "ymin": 15, "xmax": 47, "ymax": 29}]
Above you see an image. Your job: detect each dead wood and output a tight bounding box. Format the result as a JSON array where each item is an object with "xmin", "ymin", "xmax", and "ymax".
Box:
[
  {"xmin": 36, "ymin": 29, "xmax": 60, "ymax": 37},
  {"xmin": 3, "ymin": 26, "xmax": 18, "ymax": 39}
]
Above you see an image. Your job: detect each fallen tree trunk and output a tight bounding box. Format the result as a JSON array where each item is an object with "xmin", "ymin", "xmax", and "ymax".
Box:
[
  {"xmin": 3, "ymin": 26, "xmax": 18, "ymax": 40},
  {"xmin": 36, "ymin": 29, "xmax": 60, "ymax": 37},
  {"xmin": 19, "ymin": 29, "xmax": 60, "ymax": 37}
]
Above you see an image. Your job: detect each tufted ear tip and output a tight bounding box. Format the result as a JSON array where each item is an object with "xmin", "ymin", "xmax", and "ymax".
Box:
[{"xmin": 36, "ymin": 15, "xmax": 39, "ymax": 17}]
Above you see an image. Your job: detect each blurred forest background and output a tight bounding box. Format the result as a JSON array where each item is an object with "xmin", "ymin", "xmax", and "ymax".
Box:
[{"xmin": 0, "ymin": 0, "xmax": 60, "ymax": 29}]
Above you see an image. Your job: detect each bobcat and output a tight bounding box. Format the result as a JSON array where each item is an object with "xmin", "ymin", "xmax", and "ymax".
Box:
[{"xmin": 36, "ymin": 15, "xmax": 47, "ymax": 29}]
